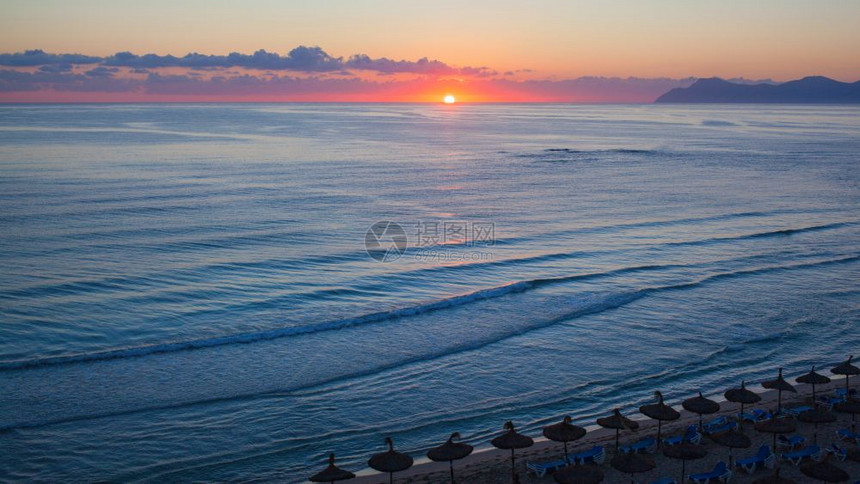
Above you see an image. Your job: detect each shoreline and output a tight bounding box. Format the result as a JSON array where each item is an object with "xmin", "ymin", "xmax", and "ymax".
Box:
[{"xmin": 348, "ymin": 373, "xmax": 857, "ymax": 483}]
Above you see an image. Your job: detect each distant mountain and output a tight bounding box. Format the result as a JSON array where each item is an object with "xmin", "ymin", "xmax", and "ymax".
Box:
[{"xmin": 655, "ymin": 76, "xmax": 860, "ymax": 103}]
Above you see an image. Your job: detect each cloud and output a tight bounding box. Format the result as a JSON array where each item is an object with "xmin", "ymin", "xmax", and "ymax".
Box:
[
  {"xmin": 85, "ymin": 66, "xmax": 119, "ymax": 77},
  {"xmin": 0, "ymin": 49, "xmax": 101, "ymax": 66},
  {"xmin": 1, "ymin": 46, "xmax": 490, "ymax": 76}
]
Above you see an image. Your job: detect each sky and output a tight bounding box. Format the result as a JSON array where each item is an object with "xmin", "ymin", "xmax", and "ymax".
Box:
[{"xmin": 0, "ymin": 0, "xmax": 858, "ymax": 102}]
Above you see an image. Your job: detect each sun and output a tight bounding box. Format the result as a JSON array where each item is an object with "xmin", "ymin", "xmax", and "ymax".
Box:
[{"xmin": 443, "ymin": 95, "xmax": 456, "ymax": 104}]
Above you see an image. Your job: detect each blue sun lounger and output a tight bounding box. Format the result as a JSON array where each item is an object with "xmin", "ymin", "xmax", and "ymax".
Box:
[
  {"xmin": 781, "ymin": 445, "xmax": 821, "ymax": 466},
  {"xmin": 619, "ymin": 436, "xmax": 656, "ymax": 454},
  {"xmin": 689, "ymin": 461, "xmax": 732, "ymax": 484},
  {"xmin": 568, "ymin": 445, "xmax": 605, "ymax": 465},
  {"xmin": 526, "ymin": 458, "xmax": 567, "ymax": 477},
  {"xmin": 784, "ymin": 405, "xmax": 813, "ymax": 416},
  {"xmin": 776, "ymin": 434, "xmax": 806, "ymax": 451},
  {"xmin": 738, "ymin": 409, "xmax": 770, "ymax": 423},
  {"xmin": 836, "ymin": 428, "xmax": 860, "ymax": 443},
  {"xmin": 663, "ymin": 425, "xmax": 701, "ymax": 446},
  {"xmin": 736, "ymin": 445, "xmax": 774, "ymax": 474},
  {"xmin": 703, "ymin": 420, "xmax": 737, "ymax": 436},
  {"xmin": 826, "ymin": 443, "xmax": 847, "ymax": 462}
]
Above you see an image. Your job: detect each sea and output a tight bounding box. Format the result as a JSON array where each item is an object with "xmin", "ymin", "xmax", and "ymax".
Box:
[{"xmin": 0, "ymin": 103, "xmax": 858, "ymax": 482}]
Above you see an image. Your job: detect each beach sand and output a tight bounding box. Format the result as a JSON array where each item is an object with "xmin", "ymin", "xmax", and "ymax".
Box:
[{"xmin": 350, "ymin": 377, "xmax": 859, "ymax": 483}]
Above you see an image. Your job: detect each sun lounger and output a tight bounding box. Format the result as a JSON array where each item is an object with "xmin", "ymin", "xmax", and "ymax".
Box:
[
  {"xmin": 689, "ymin": 461, "xmax": 732, "ymax": 483},
  {"xmin": 738, "ymin": 409, "xmax": 770, "ymax": 423},
  {"xmin": 826, "ymin": 443, "xmax": 847, "ymax": 462},
  {"xmin": 703, "ymin": 420, "xmax": 737, "ymax": 436},
  {"xmin": 619, "ymin": 436, "xmax": 657, "ymax": 454},
  {"xmin": 526, "ymin": 458, "xmax": 567, "ymax": 477},
  {"xmin": 784, "ymin": 405, "xmax": 813, "ymax": 416},
  {"xmin": 836, "ymin": 428, "xmax": 860, "ymax": 443},
  {"xmin": 781, "ymin": 445, "xmax": 821, "ymax": 466},
  {"xmin": 568, "ymin": 445, "xmax": 605, "ymax": 465},
  {"xmin": 835, "ymin": 388, "xmax": 857, "ymax": 398},
  {"xmin": 818, "ymin": 395, "xmax": 844, "ymax": 409},
  {"xmin": 735, "ymin": 445, "xmax": 774, "ymax": 474},
  {"xmin": 663, "ymin": 425, "xmax": 701, "ymax": 446},
  {"xmin": 776, "ymin": 434, "xmax": 806, "ymax": 451}
]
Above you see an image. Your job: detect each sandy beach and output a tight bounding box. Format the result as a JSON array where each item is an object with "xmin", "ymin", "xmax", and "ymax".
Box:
[{"xmin": 351, "ymin": 376, "xmax": 859, "ymax": 483}]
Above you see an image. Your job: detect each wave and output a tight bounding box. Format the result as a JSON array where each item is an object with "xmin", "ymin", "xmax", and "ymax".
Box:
[{"xmin": 3, "ymin": 251, "xmax": 858, "ymax": 373}]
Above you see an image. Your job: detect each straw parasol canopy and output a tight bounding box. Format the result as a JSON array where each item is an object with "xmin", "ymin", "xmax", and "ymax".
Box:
[
  {"xmin": 753, "ymin": 468, "xmax": 798, "ymax": 484},
  {"xmin": 368, "ymin": 437, "xmax": 413, "ymax": 484},
  {"xmin": 639, "ymin": 391, "xmax": 680, "ymax": 446},
  {"xmin": 543, "ymin": 416, "xmax": 587, "ymax": 462},
  {"xmin": 427, "ymin": 432, "xmax": 473, "ymax": 484},
  {"xmin": 663, "ymin": 442, "xmax": 707, "ymax": 483},
  {"xmin": 797, "ymin": 408, "xmax": 837, "ymax": 444},
  {"xmin": 610, "ymin": 453, "xmax": 655, "ymax": 483},
  {"xmin": 833, "ymin": 399, "xmax": 860, "ymax": 423},
  {"xmin": 491, "ymin": 421, "xmax": 534, "ymax": 484},
  {"xmin": 597, "ymin": 409, "xmax": 639, "ymax": 451},
  {"xmin": 755, "ymin": 416, "xmax": 797, "ymax": 450},
  {"xmin": 800, "ymin": 460, "xmax": 850, "ymax": 482},
  {"xmin": 796, "ymin": 366, "xmax": 831, "ymax": 402},
  {"xmin": 762, "ymin": 368, "xmax": 797, "ymax": 415},
  {"xmin": 553, "ymin": 464, "xmax": 604, "ymax": 484},
  {"xmin": 709, "ymin": 431, "xmax": 751, "ymax": 468},
  {"xmin": 310, "ymin": 453, "xmax": 356, "ymax": 484},
  {"xmin": 831, "ymin": 355, "xmax": 859, "ymax": 395},
  {"xmin": 682, "ymin": 392, "xmax": 720, "ymax": 430},
  {"xmin": 725, "ymin": 381, "xmax": 762, "ymax": 424}
]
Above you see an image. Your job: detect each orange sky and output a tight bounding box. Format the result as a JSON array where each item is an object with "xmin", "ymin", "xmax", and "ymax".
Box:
[{"xmin": 1, "ymin": 0, "xmax": 858, "ymax": 102}]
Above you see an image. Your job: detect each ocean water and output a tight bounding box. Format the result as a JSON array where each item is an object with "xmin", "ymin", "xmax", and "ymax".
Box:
[{"xmin": 0, "ymin": 103, "xmax": 858, "ymax": 482}]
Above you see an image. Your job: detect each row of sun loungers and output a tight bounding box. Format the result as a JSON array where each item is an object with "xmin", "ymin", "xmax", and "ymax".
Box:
[{"xmin": 525, "ymin": 446, "xmax": 606, "ymax": 477}]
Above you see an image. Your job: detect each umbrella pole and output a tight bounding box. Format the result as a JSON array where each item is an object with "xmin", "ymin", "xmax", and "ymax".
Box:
[
  {"xmin": 698, "ymin": 414, "xmax": 703, "ymax": 431},
  {"xmin": 615, "ymin": 428, "xmax": 620, "ymax": 451},
  {"xmin": 511, "ymin": 448, "xmax": 517, "ymax": 484},
  {"xmin": 563, "ymin": 441, "xmax": 569, "ymax": 463},
  {"xmin": 449, "ymin": 460, "xmax": 454, "ymax": 484},
  {"xmin": 740, "ymin": 402, "xmax": 744, "ymax": 428},
  {"xmin": 778, "ymin": 390, "xmax": 782, "ymax": 414},
  {"xmin": 389, "ymin": 471, "xmax": 393, "ymax": 484},
  {"xmin": 681, "ymin": 460, "xmax": 685, "ymax": 483},
  {"xmin": 657, "ymin": 420, "xmax": 662, "ymax": 447}
]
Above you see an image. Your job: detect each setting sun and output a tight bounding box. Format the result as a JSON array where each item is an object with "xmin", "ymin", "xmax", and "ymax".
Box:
[{"xmin": 443, "ymin": 95, "xmax": 456, "ymax": 104}]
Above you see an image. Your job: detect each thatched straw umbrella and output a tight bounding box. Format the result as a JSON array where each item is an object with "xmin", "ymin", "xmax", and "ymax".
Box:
[
  {"xmin": 753, "ymin": 468, "xmax": 798, "ymax": 484},
  {"xmin": 491, "ymin": 421, "xmax": 534, "ymax": 484},
  {"xmin": 709, "ymin": 430, "xmax": 751, "ymax": 468},
  {"xmin": 639, "ymin": 391, "xmax": 680, "ymax": 446},
  {"xmin": 663, "ymin": 442, "xmax": 706, "ymax": 483},
  {"xmin": 543, "ymin": 416, "xmax": 586, "ymax": 462},
  {"xmin": 831, "ymin": 355, "xmax": 859, "ymax": 396},
  {"xmin": 427, "ymin": 432, "xmax": 473, "ymax": 484},
  {"xmin": 755, "ymin": 416, "xmax": 797, "ymax": 451},
  {"xmin": 368, "ymin": 437, "xmax": 413, "ymax": 484},
  {"xmin": 553, "ymin": 464, "xmax": 604, "ymax": 484},
  {"xmin": 682, "ymin": 392, "xmax": 720, "ymax": 430},
  {"xmin": 610, "ymin": 453, "xmax": 655, "ymax": 484},
  {"xmin": 763, "ymin": 368, "xmax": 796, "ymax": 415},
  {"xmin": 796, "ymin": 366, "xmax": 831, "ymax": 403},
  {"xmin": 800, "ymin": 460, "xmax": 850, "ymax": 482},
  {"xmin": 596, "ymin": 409, "xmax": 639, "ymax": 451},
  {"xmin": 797, "ymin": 407, "xmax": 836, "ymax": 444},
  {"xmin": 310, "ymin": 453, "xmax": 356, "ymax": 484},
  {"xmin": 725, "ymin": 381, "xmax": 762, "ymax": 425}
]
